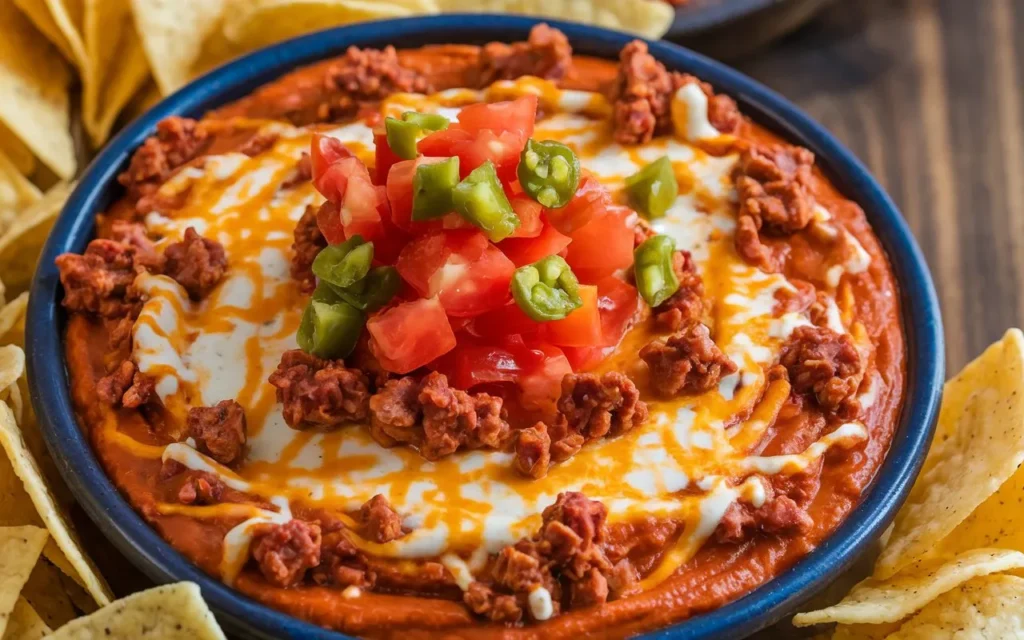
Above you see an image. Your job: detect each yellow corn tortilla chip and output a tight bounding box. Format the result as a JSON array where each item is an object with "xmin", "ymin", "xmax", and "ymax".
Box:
[
  {"xmin": 831, "ymin": 622, "xmax": 902, "ymax": 640},
  {"xmin": 0, "ymin": 403, "xmax": 112, "ymax": 606},
  {"xmin": 10, "ymin": 0, "xmax": 85, "ymax": 69},
  {"xmin": 0, "ymin": 293, "xmax": 28, "ymax": 348},
  {"xmin": 131, "ymin": 0, "xmax": 228, "ymax": 95},
  {"xmin": 0, "ymin": 3, "xmax": 75, "ymax": 180},
  {"xmin": 0, "ymin": 126, "xmax": 36, "ymax": 177},
  {"xmin": 0, "ymin": 152, "xmax": 42, "ymax": 236},
  {"xmin": 46, "ymin": 582, "xmax": 226, "ymax": 640},
  {"xmin": 875, "ymin": 329, "xmax": 1024, "ymax": 580},
  {"xmin": 794, "ymin": 548, "xmax": 1024, "ymax": 626},
  {"xmin": 3, "ymin": 597, "xmax": 51, "ymax": 640},
  {"xmin": 0, "ymin": 181, "xmax": 73, "ymax": 299},
  {"xmin": 82, "ymin": 0, "xmax": 150, "ymax": 146},
  {"xmin": 436, "ymin": 0, "xmax": 674, "ymax": 39},
  {"xmin": 885, "ymin": 574, "xmax": 1024, "ymax": 639},
  {"xmin": 18, "ymin": 557, "xmax": 81, "ymax": 631},
  {"xmin": 0, "ymin": 526, "xmax": 48, "ymax": 638},
  {"xmin": 222, "ymin": 0, "xmax": 412, "ymax": 51},
  {"xmin": 120, "ymin": 79, "xmax": 163, "ymax": 128}
]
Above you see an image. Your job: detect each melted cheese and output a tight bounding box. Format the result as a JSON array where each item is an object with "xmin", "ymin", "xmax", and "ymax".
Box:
[{"xmin": 106, "ymin": 77, "xmax": 875, "ymax": 592}]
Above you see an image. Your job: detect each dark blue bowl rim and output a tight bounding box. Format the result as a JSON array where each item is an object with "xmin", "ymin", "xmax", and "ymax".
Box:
[{"xmin": 26, "ymin": 14, "xmax": 944, "ymax": 640}]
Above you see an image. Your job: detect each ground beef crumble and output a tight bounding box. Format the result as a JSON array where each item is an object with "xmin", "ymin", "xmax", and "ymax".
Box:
[
  {"xmin": 611, "ymin": 40, "xmax": 740, "ymax": 145},
  {"xmin": 368, "ymin": 372, "xmax": 510, "ymax": 460},
  {"xmin": 640, "ymin": 320, "xmax": 737, "ymax": 397},
  {"xmin": 175, "ymin": 471, "xmax": 224, "ymax": 506},
  {"xmin": 733, "ymin": 143, "xmax": 817, "ymax": 270},
  {"xmin": 360, "ymin": 494, "xmax": 405, "ymax": 544},
  {"xmin": 96, "ymin": 360, "xmax": 155, "ymax": 408},
  {"xmin": 55, "ymin": 239, "xmax": 146, "ymax": 318},
  {"xmin": 186, "ymin": 399, "xmax": 247, "ymax": 466},
  {"xmin": 290, "ymin": 204, "xmax": 326, "ymax": 294},
  {"xmin": 475, "ymin": 24, "xmax": 572, "ymax": 87},
  {"xmin": 465, "ymin": 492, "xmax": 636, "ymax": 622},
  {"xmin": 268, "ymin": 350, "xmax": 371, "ymax": 429},
  {"xmin": 319, "ymin": 45, "xmax": 433, "ymax": 121},
  {"xmin": 163, "ymin": 227, "xmax": 228, "ymax": 300},
  {"xmin": 714, "ymin": 479, "xmax": 814, "ymax": 544},
  {"xmin": 779, "ymin": 325, "xmax": 863, "ymax": 418},
  {"xmin": 653, "ymin": 250, "xmax": 706, "ymax": 331},
  {"xmin": 251, "ymin": 520, "xmax": 322, "ymax": 588},
  {"xmin": 118, "ymin": 117, "xmax": 210, "ymax": 202}
]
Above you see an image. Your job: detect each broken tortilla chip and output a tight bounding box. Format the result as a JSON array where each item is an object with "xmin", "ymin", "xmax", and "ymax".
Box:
[
  {"xmin": 0, "ymin": 526, "xmax": 48, "ymax": 638},
  {"xmin": 11, "ymin": 0, "xmax": 86, "ymax": 68},
  {"xmin": 0, "ymin": 181, "xmax": 73, "ymax": 299},
  {"xmin": 0, "ymin": 152, "xmax": 42, "ymax": 236},
  {"xmin": 4, "ymin": 596, "xmax": 51, "ymax": 640},
  {"xmin": 0, "ymin": 403, "xmax": 112, "ymax": 606},
  {"xmin": 793, "ymin": 548, "xmax": 1024, "ymax": 626},
  {"xmin": 0, "ymin": 2, "xmax": 76, "ymax": 180},
  {"xmin": 131, "ymin": 0, "xmax": 228, "ymax": 95},
  {"xmin": 0, "ymin": 126, "xmax": 36, "ymax": 177},
  {"xmin": 19, "ymin": 556, "xmax": 84, "ymax": 631},
  {"xmin": 45, "ymin": 582, "xmax": 226, "ymax": 640},
  {"xmin": 885, "ymin": 574, "xmax": 1024, "ymax": 639},
  {"xmin": 0, "ymin": 294, "xmax": 28, "ymax": 348},
  {"xmin": 435, "ymin": 0, "xmax": 674, "ymax": 39},
  {"xmin": 875, "ymin": 328, "xmax": 1024, "ymax": 580}
]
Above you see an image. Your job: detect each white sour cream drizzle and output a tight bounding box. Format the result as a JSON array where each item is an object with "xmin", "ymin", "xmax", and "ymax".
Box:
[{"xmin": 112, "ymin": 76, "xmax": 874, "ymax": 592}]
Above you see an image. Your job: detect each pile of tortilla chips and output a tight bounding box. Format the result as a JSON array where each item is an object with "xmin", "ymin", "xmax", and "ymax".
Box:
[{"xmin": 795, "ymin": 328, "xmax": 1024, "ymax": 638}]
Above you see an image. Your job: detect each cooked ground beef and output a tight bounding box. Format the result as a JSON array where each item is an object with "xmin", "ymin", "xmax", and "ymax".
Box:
[
  {"xmin": 639, "ymin": 321, "xmax": 737, "ymax": 397},
  {"xmin": 96, "ymin": 360, "xmax": 155, "ymax": 408},
  {"xmin": 555, "ymin": 372, "xmax": 648, "ymax": 441},
  {"xmin": 290, "ymin": 204, "xmax": 326, "ymax": 294},
  {"xmin": 118, "ymin": 117, "xmax": 209, "ymax": 202},
  {"xmin": 186, "ymin": 399, "xmax": 247, "ymax": 467},
  {"xmin": 163, "ymin": 227, "xmax": 228, "ymax": 300},
  {"xmin": 779, "ymin": 325, "xmax": 863, "ymax": 417},
  {"xmin": 475, "ymin": 24, "xmax": 572, "ymax": 87},
  {"xmin": 175, "ymin": 472, "xmax": 224, "ymax": 506},
  {"xmin": 238, "ymin": 131, "xmax": 279, "ymax": 157},
  {"xmin": 514, "ymin": 422, "xmax": 552, "ymax": 479},
  {"xmin": 360, "ymin": 494, "xmax": 405, "ymax": 544},
  {"xmin": 319, "ymin": 45, "xmax": 433, "ymax": 121},
  {"xmin": 251, "ymin": 520, "xmax": 322, "ymax": 588},
  {"xmin": 268, "ymin": 350, "xmax": 371, "ymax": 429},
  {"xmin": 653, "ymin": 250, "xmax": 706, "ymax": 331},
  {"xmin": 55, "ymin": 239, "xmax": 145, "ymax": 318}
]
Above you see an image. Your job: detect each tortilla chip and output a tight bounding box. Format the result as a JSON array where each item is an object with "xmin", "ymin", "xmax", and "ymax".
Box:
[
  {"xmin": 221, "ymin": 0, "xmax": 412, "ymax": 51},
  {"xmin": 18, "ymin": 557, "xmax": 81, "ymax": 631},
  {"xmin": 131, "ymin": 0, "xmax": 228, "ymax": 95},
  {"xmin": 0, "ymin": 2, "xmax": 76, "ymax": 180},
  {"xmin": 0, "ymin": 346, "xmax": 25, "ymax": 397},
  {"xmin": 794, "ymin": 548, "xmax": 1024, "ymax": 627},
  {"xmin": 3, "ymin": 597, "xmax": 51, "ymax": 640},
  {"xmin": 0, "ymin": 526, "xmax": 48, "ymax": 638},
  {"xmin": 0, "ymin": 403, "xmax": 112, "ymax": 606},
  {"xmin": 0, "ymin": 127, "xmax": 36, "ymax": 177},
  {"xmin": 0, "ymin": 295, "xmax": 28, "ymax": 348},
  {"xmin": 45, "ymin": 582, "xmax": 226, "ymax": 640},
  {"xmin": 436, "ymin": 0, "xmax": 674, "ymax": 38},
  {"xmin": 883, "ymin": 574, "xmax": 1024, "ymax": 639},
  {"xmin": 0, "ymin": 152, "xmax": 42, "ymax": 236},
  {"xmin": 82, "ymin": 0, "xmax": 150, "ymax": 146},
  {"xmin": 876, "ymin": 329, "xmax": 1024, "ymax": 580},
  {"xmin": 831, "ymin": 622, "xmax": 902, "ymax": 640},
  {"xmin": 0, "ymin": 182, "xmax": 73, "ymax": 299},
  {"xmin": 10, "ymin": 0, "xmax": 85, "ymax": 68}
]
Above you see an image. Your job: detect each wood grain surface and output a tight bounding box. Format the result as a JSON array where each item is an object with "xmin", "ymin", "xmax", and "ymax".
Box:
[{"xmin": 738, "ymin": 0, "xmax": 1022, "ymax": 635}]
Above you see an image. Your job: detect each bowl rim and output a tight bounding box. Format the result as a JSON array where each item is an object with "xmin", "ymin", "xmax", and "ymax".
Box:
[{"xmin": 26, "ymin": 14, "xmax": 944, "ymax": 640}]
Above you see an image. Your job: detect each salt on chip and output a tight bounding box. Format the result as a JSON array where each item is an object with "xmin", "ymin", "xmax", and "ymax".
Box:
[
  {"xmin": 0, "ymin": 403, "xmax": 112, "ymax": 606},
  {"xmin": 794, "ymin": 548, "xmax": 1024, "ymax": 627},
  {"xmin": 875, "ymin": 328, "xmax": 1024, "ymax": 580},
  {"xmin": 884, "ymin": 574, "xmax": 1024, "ymax": 639},
  {"xmin": 131, "ymin": 0, "xmax": 228, "ymax": 95},
  {"xmin": 45, "ymin": 582, "xmax": 227, "ymax": 640},
  {"xmin": 3, "ymin": 597, "xmax": 51, "ymax": 640},
  {"xmin": 82, "ymin": 0, "xmax": 150, "ymax": 146},
  {"xmin": 0, "ymin": 2, "xmax": 76, "ymax": 180},
  {"xmin": 435, "ymin": 0, "xmax": 674, "ymax": 39},
  {"xmin": 0, "ymin": 181, "xmax": 74, "ymax": 298},
  {"xmin": 222, "ymin": 0, "xmax": 413, "ymax": 51},
  {"xmin": 0, "ymin": 526, "xmax": 48, "ymax": 638}
]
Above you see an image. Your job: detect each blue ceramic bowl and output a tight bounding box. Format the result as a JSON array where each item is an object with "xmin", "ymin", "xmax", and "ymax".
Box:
[{"xmin": 27, "ymin": 15, "xmax": 943, "ymax": 640}]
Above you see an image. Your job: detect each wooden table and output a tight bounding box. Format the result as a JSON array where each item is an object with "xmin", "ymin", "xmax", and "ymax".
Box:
[
  {"xmin": 736, "ymin": 0, "xmax": 1022, "ymax": 374},
  {"xmin": 735, "ymin": 0, "xmax": 1021, "ymax": 634}
]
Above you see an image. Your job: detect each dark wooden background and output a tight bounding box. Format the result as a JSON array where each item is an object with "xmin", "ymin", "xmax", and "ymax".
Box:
[{"xmin": 737, "ymin": 0, "xmax": 1023, "ymax": 374}]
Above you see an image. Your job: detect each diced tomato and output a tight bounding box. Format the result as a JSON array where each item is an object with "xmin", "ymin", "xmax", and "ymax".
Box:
[
  {"xmin": 507, "ymin": 195, "xmax": 543, "ymax": 238},
  {"xmin": 564, "ymin": 206, "xmax": 634, "ymax": 283},
  {"xmin": 561, "ymin": 345, "xmax": 616, "ymax": 372},
  {"xmin": 373, "ymin": 131, "xmax": 403, "ymax": 185},
  {"xmin": 498, "ymin": 221, "xmax": 572, "ymax": 267},
  {"xmin": 595, "ymin": 276, "xmax": 641, "ymax": 347},
  {"xmin": 516, "ymin": 343, "xmax": 572, "ymax": 411},
  {"xmin": 315, "ymin": 201, "xmax": 344, "ymax": 245},
  {"xmin": 386, "ymin": 157, "xmax": 447, "ymax": 234},
  {"xmin": 456, "ymin": 95, "xmax": 537, "ymax": 139},
  {"xmin": 313, "ymin": 156, "xmax": 385, "ymax": 242},
  {"xmin": 446, "ymin": 336, "xmax": 570, "ymax": 410},
  {"xmin": 546, "ymin": 174, "xmax": 612, "ymax": 235},
  {"xmin": 367, "ymin": 297, "xmax": 456, "ymax": 374},
  {"xmin": 544, "ymin": 285, "xmax": 603, "ymax": 347},
  {"xmin": 419, "ymin": 128, "xmax": 526, "ymax": 182},
  {"xmin": 469, "ymin": 302, "xmax": 543, "ymax": 341},
  {"xmin": 310, "ymin": 133, "xmax": 354, "ymax": 194},
  {"xmin": 396, "ymin": 230, "xmax": 515, "ymax": 317}
]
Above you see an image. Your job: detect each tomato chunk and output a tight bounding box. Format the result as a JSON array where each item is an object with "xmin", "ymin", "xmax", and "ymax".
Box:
[
  {"xmin": 469, "ymin": 301, "xmax": 543, "ymax": 341},
  {"xmin": 596, "ymin": 276, "xmax": 641, "ymax": 347},
  {"xmin": 516, "ymin": 342, "xmax": 572, "ymax": 411},
  {"xmin": 507, "ymin": 195, "xmax": 544, "ymax": 238},
  {"xmin": 386, "ymin": 157, "xmax": 447, "ymax": 234},
  {"xmin": 373, "ymin": 131, "xmax": 403, "ymax": 185},
  {"xmin": 419, "ymin": 128, "xmax": 525, "ymax": 182},
  {"xmin": 544, "ymin": 285, "xmax": 603, "ymax": 347},
  {"xmin": 546, "ymin": 174, "xmax": 612, "ymax": 235},
  {"xmin": 367, "ymin": 298, "xmax": 456, "ymax": 374},
  {"xmin": 310, "ymin": 133, "xmax": 354, "ymax": 194},
  {"xmin": 313, "ymin": 156, "xmax": 384, "ymax": 242},
  {"xmin": 498, "ymin": 220, "xmax": 572, "ymax": 267},
  {"xmin": 396, "ymin": 230, "xmax": 515, "ymax": 317},
  {"xmin": 564, "ymin": 206, "xmax": 634, "ymax": 283},
  {"xmin": 456, "ymin": 95, "xmax": 537, "ymax": 139}
]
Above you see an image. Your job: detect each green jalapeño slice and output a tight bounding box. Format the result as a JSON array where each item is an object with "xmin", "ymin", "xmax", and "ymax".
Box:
[
  {"xmin": 452, "ymin": 161, "xmax": 520, "ymax": 242},
  {"xmin": 511, "ymin": 255, "xmax": 583, "ymax": 322},
  {"xmin": 624, "ymin": 156, "xmax": 678, "ymax": 219},
  {"xmin": 518, "ymin": 139, "xmax": 581, "ymax": 208},
  {"xmin": 634, "ymin": 234, "xmax": 681, "ymax": 307}
]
